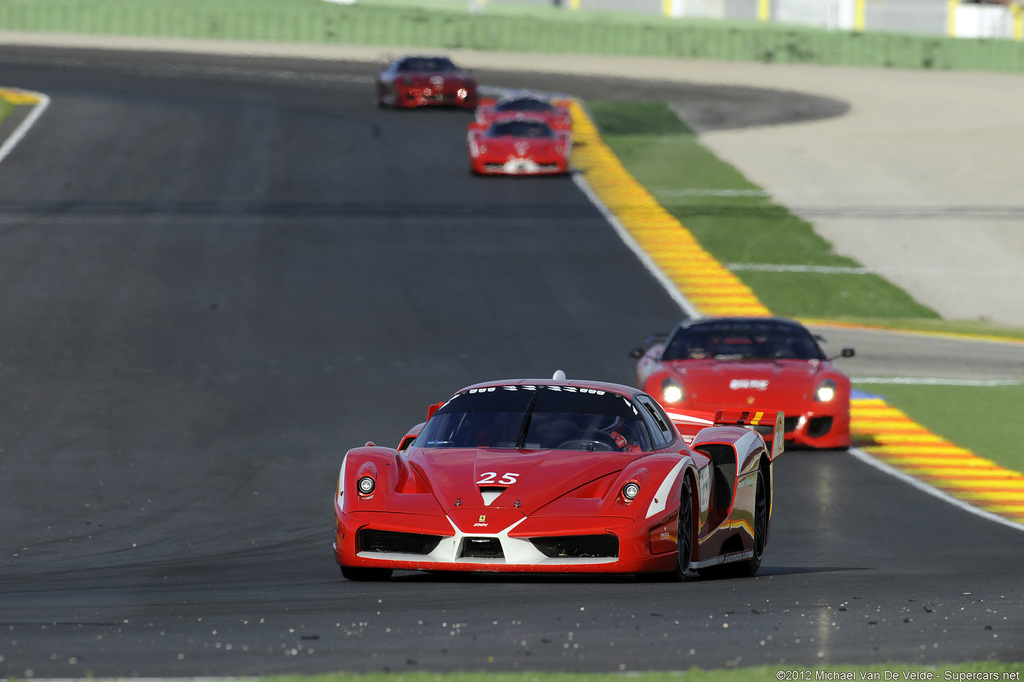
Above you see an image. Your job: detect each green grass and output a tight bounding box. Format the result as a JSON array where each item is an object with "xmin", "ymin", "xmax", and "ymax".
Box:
[
  {"xmin": 260, "ymin": 664, "xmax": 1024, "ymax": 682},
  {"xmin": 593, "ymin": 109, "xmax": 940, "ymax": 321},
  {"xmin": 587, "ymin": 100, "xmax": 1014, "ymax": 333},
  {"xmin": 0, "ymin": 98, "xmax": 13, "ymax": 127},
  {"xmin": 585, "ymin": 99, "xmax": 1024, "ymax": 475}
]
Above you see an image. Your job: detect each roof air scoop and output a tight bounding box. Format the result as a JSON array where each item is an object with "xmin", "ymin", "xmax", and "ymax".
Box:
[{"xmin": 552, "ymin": 370, "xmax": 566, "ymax": 381}]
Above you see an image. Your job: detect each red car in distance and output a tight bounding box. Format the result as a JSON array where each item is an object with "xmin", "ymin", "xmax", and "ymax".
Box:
[
  {"xmin": 376, "ymin": 55, "xmax": 478, "ymax": 110},
  {"xmin": 468, "ymin": 118, "xmax": 571, "ymax": 176},
  {"xmin": 475, "ymin": 93, "xmax": 572, "ymax": 130},
  {"xmin": 632, "ymin": 317, "xmax": 855, "ymax": 450},
  {"xmin": 333, "ymin": 374, "xmax": 783, "ymax": 581}
]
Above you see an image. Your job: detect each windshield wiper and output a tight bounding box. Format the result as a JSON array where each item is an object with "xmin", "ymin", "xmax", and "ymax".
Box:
[{"xmin": 515, "ymin": 391, "xmax": 541, "ymax": 450}]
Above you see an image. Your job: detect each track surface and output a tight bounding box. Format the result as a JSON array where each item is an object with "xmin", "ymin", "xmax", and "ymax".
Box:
[{"xmin": 0, "ymin": 50, "xmax": 1022, "ymax": 678}]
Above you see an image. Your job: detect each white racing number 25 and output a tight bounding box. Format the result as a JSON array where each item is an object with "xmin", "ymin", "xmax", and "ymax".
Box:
[{"xmin": 476, "ymin": 472, "xmax": 520, "ymax": 486}]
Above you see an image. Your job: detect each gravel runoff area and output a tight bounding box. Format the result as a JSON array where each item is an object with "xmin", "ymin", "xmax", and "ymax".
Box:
[{"xmin": 4, "ymin": 32, "xmax": 1024, "ymax": 328}]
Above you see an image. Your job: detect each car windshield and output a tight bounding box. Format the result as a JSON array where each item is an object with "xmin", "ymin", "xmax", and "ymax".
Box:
[
  {"xmin": 415, "ymin": 385, "xmax": 652, "ymax": 452},
  {"xmin": 495, "ymin": 98, "xmax": 554, "ymax": 113},
  {"xmin": 662, "ymin": 319, "xmax": 826, "ymax": 362},
  {"xmin": 488, "ymin": 120, "xmax": 554, "ymax": 138},
  {"xmin": 396, "ymin": 57, "xmax": 456, "ymax": 72}
]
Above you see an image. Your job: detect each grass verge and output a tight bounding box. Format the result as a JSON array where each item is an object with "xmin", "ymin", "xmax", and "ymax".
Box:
[
  {"xmin": 589, "ymin": 100, "xmax": 942, "ymax": 325},
  {"xmin": 585, "ymin": 99, "xmax": 1024, "ymax": 475},
  {"xmin": 1, "ymin": 0, "xmax": 1024, "ymax": 72},
  {"xmin": 0, "ymin": 97, "xmax": 13, "ymax": 127},
  {"xmin": 262, "ymin": 663, "xmax": 1024, "ymax": 682}
]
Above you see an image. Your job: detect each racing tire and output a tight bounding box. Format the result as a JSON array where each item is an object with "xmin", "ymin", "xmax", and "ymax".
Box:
[
  {"xmin": 698, "ymin": 467, "xmax": 767, "ymax": 579},
  {"xmin": 636, "ymin": 476, "xmax": 694, "ymax": 583},
  {"xmin": 735, "ymin": 467, "xmax": 768, "ymax": 577},
  {"xmin": 671, "ymin": 476, "xmax": 695, "ymax": 581},
  {"xmin": 340, "ymin": 565, "xmax": 393, "ymax": 581}
]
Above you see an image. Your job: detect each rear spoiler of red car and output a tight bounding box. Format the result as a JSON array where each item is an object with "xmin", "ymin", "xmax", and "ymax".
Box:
[{"xmin": 714, "ymin": 409, "xmax": 785, "ymax": 459}]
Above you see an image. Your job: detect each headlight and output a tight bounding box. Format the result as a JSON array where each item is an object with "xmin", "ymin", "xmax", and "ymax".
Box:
[
  {"xmin": 356, "ymin": 475, "xmax": 376, "ymax": 495},
  {"xmin": 815, "ymin": 378, "xmax": 837, "ymax": 402},
  {"xmin": 622, "ymin": 481, "xmax": 640, "ymax": 501},
  {"xmin": 661, "ymin": 377, "xmax": 684, "ymax": 404}
]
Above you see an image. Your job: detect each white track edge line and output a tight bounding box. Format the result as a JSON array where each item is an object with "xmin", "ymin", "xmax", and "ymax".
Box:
[
  {"xmin": 0, "ymin": 89, "xmax": 51, "ymax": 165},
  {"xmin": 571, "ymin": 171, "xmax": 702, "ymax": 321},
  {"xmin": 849, "ymin": 446, "xmax": 1024, "ymax": 534}
]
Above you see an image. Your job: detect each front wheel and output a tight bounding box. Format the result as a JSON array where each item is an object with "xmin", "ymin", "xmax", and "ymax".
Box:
[{"xmin": 671, "ymin": 476, "xmax": 695, "ymax": 581}]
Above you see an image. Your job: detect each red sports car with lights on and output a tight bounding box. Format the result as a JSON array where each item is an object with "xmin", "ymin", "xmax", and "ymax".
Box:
[
  {"xmin": 333, "ymin": 373, "xmax": 783, "ymax": 581},
  {"xmin": 468, "ymin": 118, "xmax": 571, "ymax": 175},
  {"xmin": 475, "ymin": 92, "xmax": 572, "ymax": 130},
  {"xmin": 631, "ymin": 317, "xmax": 855, "ymax": 450},
  {"xmin": 376, "ymin": 55, "xmax": 478, "ymax": 110}
]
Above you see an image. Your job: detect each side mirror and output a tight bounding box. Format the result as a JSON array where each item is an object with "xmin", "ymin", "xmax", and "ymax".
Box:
[
  {"xmin": 629, "ymin": 347, "xmax": 645, "ymax": 359},
  {"xmin": 841, "ymin": 348, "xmax": 855, "ymax": 358}
]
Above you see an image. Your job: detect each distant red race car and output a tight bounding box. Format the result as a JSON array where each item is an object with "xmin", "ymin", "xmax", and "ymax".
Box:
[
  {"xmin": 631, "ymin": 317, "xmax": 855, "ymax": 450},
  {"xmin": 376, "ymin": 55, "xmax": 478, "ymax": 110},
  {"xmin": 467, "ymin": 118, "xmax": 571, "ymax": 175},
  {"xmin": 334, "ymin": 373, "xmax": 783, "ymax": 581},
  {"xmin": 474, "ymin": 93, "xmax": 572, "ymax": 130}
]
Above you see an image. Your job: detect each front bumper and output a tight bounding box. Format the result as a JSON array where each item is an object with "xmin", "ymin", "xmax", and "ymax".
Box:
[
  {"xmin": 334, "ymin": 510, "xmax": 681, "ymax": 575},
  {"xmin": 396, "ymin": 84, "xmax": 477, "ymax": 109},
  {"xmin": 784, "ymin": 408, "xmax": 850, "ymax": 449}
]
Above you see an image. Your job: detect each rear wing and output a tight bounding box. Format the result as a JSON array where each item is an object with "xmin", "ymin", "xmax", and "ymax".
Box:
[{"xmin": 714, "ymin": 409, "xmax": 785, "ymax": 459}]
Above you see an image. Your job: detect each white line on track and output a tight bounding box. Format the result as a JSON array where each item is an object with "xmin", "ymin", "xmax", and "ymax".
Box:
[
  {"xmin": 655, "ymin": 188, "xmax": 770, "ymax": 197},
  {"xmin": 853, "ymin": 377, "xmax": 1022, "ymax": 387},
  {"xmin": 727, "ymin": 263, "xmax": 872, "ymax": 274},
  {"xmin": 0, "ymin": 89, "xmax": 50, "ymax": 166}
]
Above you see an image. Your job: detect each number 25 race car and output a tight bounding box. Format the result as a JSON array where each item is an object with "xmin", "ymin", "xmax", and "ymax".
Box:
[{"xmin": 333, "ymin": 373, "xmax": 783, "ymax": 581}]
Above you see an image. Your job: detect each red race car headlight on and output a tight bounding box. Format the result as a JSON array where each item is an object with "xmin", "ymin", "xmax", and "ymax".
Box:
[
  {"xmin": 815, "ymin": 378, "xmax": 837, "ymax": 403},
  {"xmin": 661, "ymin": 377, "xmax": 684, "ymax": 404},
  {"xmin": 356, "ymin": 475, "xmax": 376, "ymax": 496},
  {"xmin": 621, "ymin": 481, "xmax": 641, "ymax": 502}
]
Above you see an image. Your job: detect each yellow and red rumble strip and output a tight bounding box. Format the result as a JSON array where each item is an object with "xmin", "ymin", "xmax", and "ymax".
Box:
[
  {"xmin": 853, "ymin": 398, "xmax": 1024, "ymax": 525},
  {"xmin": 0, "ymin": 87, "xmax": 43, "ymax": 105},
  {"xmin": 568, "ymin": 100, "xmax": 1024, "ymax": 528},
  {"xmin": 568, "ymin": 100, "xmax": 772, "ymax": 318}
]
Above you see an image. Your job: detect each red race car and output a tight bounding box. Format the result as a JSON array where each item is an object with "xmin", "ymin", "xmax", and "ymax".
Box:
[
  {"xmin": 467, "ymin": 118, "xmax": 571, "ymax": 175},
  {"xmin": 334, "ymin": 373, "xmax": 783, "ymax": 581},
  {"xmin": 631, "ymin": 317, "xmax": 855, "ymax": 450},
  {"xmin": 474, "ymin": 92, "xmax": 572, "ymax": 130},
  {"xmin": 376, "ymin": 55, "xmax": 478, "ymax": 110}
]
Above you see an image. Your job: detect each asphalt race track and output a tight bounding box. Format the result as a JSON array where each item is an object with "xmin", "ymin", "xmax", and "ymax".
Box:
[{"xmin": 0, "ymin": 48, "xmax": 1021, "ymax": 678}]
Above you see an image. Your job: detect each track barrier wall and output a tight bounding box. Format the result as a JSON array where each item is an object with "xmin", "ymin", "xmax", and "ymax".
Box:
[{"xmin": 0, "ymin": 0, "xmax": 1023, "ymax": 72}]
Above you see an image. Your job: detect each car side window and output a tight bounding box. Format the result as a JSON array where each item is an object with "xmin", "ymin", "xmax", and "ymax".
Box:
[{"xmin": 635, "ymin": 395, "xmax": 676, "ymax": 449}]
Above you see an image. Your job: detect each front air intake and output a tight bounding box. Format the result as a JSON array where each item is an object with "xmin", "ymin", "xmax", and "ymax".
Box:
[
  {"xmin": 530, "ymin": 534, "xmax": 618, "ymax": 558},
  {"xmin": 459, "ymin": 537, "xmax": 504, "ymax": 559},
  {"xmin": 357, "ymin": 529, "xmax": 443, "ymax": 555}
]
